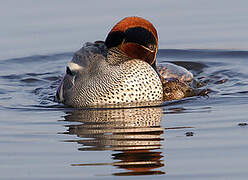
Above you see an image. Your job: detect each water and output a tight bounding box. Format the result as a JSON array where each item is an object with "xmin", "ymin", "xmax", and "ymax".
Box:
[{"xmin": 1, "ymin": 1, "xmax": 248, "ymax": 180}]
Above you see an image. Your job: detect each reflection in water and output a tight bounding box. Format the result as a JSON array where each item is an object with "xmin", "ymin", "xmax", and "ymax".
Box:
[{"xmin": 63, "ymin": 106, "xmax": 165, "ymax": 176}]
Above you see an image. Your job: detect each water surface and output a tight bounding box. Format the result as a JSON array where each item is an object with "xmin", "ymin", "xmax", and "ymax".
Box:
[{"xmin": 1, "ymin": 1, "xmax": 248, "ymax": 180}]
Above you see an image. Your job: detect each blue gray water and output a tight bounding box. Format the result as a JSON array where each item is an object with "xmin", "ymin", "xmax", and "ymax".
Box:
[{"xmin": 1, "ymin": 1, "xmax": 248, "ymax": 180}]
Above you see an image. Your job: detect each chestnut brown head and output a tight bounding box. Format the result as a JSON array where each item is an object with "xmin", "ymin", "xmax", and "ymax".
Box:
[{"xmin": 105, "ymin": 17, "xmax": 158, "ymax": 66}]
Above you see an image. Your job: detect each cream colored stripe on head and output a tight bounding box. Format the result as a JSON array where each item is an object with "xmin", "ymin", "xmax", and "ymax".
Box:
[{"xmin": 67, "ymin": 62, "xmax": 83, "ymax": 71}]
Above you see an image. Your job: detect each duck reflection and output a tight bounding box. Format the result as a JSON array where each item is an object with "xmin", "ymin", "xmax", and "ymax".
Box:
[{"xmin": 63, "ymin": 106, "xmax": 165, "ymax": 176}]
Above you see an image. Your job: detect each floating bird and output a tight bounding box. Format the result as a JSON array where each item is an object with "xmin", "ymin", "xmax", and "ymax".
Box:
[{"xmin": 56, "ymin": 17, "xmax": 195, "ymax": 107}]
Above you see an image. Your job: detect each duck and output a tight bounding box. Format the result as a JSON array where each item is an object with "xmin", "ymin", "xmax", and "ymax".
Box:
[
  {"xmin": 56, "ymin": 16, "xmax": 195, "ymax": 107},
  {"xmin": 56, "ymin": 17, "xmax": 164, "ymax": 107}
]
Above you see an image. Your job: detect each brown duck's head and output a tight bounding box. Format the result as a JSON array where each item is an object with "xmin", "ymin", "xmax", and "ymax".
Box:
[{"xmin": 105, "ymin": 17, "xmax": 158, "ymax": 67}]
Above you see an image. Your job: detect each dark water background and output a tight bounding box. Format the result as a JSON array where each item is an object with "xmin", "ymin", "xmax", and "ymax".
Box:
[{"xmin": 0, "ymin": 1, "xmax": 248, "ymax": 179}]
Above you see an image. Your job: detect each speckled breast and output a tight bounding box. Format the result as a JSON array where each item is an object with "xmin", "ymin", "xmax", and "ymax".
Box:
[{"xmin": 95, "ymin": 59, "xmax": 163, "ymax": 106}]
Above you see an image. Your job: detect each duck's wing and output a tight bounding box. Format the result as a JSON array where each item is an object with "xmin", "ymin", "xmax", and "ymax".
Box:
[
  {"xmin": 71, "ymin": 41, "xmax": 108, "ymax": 67},
  {"xmin": 157, "ymin": 62, "xmax": 193, "ymax": 82},
  {"xmin": 55, "ymin": 41, "xmax": 107, "ymax": 104}
]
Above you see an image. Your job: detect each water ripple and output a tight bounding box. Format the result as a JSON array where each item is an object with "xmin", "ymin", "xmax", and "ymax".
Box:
[{"xmin": 0, "ymin": 49, "xmax": 248, "ymax": 111}]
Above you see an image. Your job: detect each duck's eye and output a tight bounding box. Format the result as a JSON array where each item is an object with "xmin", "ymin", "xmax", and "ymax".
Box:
[
  {"xmin": 66, "ymin": 66, "xmax": 73, "ymax": 76},
  {"xmin": 148, "ymin": 44, "xmax": 155, "ymax": 51},
  {"xmin": 164, "ymin": 87, "xmax": 171, "ymax": 94}
]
